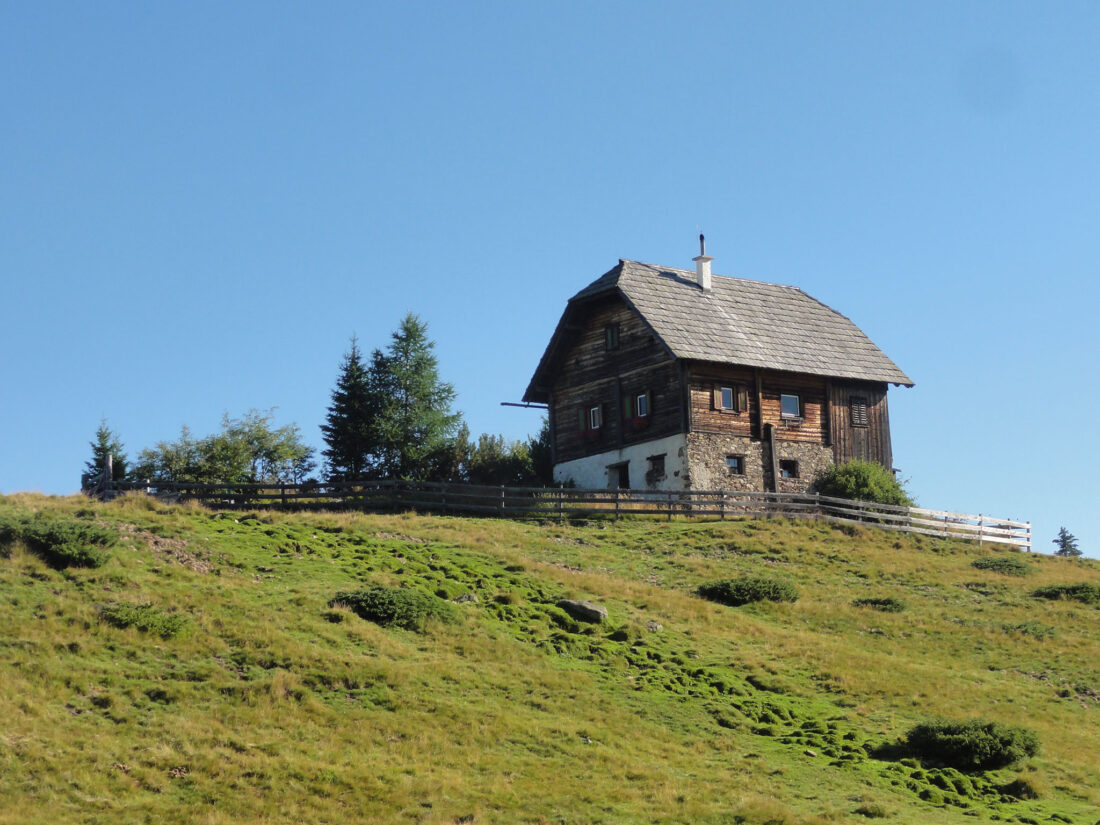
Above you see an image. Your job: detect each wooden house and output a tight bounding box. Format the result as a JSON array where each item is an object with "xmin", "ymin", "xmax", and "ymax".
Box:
[{"xmin": 522, "ymin": 245, "xmax": 913, "ymax": 492}]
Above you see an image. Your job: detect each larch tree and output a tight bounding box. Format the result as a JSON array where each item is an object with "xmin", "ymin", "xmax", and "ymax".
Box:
[
  {"xmin": 368, "ymin": 314, "xmax": 463, "ymax": 480},
  {"xmin": 1052, "ymin": 527, "xmax": 1081, "ymax": 557}
]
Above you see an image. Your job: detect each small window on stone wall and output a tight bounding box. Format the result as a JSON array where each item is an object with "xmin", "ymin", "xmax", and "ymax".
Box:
[
  {"xmin": 779, "ymin": 459, "xmax": 799, "ymax": 479},
  {"xmin": 726, "ymin": 455, "xmax": 745, "ymax": 474}
]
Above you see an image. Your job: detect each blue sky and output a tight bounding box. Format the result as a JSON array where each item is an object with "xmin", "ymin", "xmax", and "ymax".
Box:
[{"xmin": 2, "ymin": 1, "xmax": 1097, "ymax": 557}]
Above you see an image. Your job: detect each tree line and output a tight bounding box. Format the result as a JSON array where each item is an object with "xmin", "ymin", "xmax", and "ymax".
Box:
[{"xmin": 85, "ymin": 313, "xmax": 551, "ymax": 489}]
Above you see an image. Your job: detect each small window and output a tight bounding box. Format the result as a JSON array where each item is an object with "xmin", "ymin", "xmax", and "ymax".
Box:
[
  {"xmin": 605, "ymin": 323, "xmax": 620, "ymax": 351},
  {"xmin": 636, "ymin": 392, "xmax": 648, "ymax": 417},
  {"xmin": 647, "ymin": 454, "xmax": 665, "ymax": 476},
  {"xmin": 779, "ymin": 459, "xmax": 799, "ymax": 479},
  {"xmin": 850, "ymin": 396, "xmax": 869, "ymax": 427},
  {"xmin": 589, "ymin": 405, "xmax": 602, "ymax": 430},
  {"xmin": 780, "ymin": 394, "xmax": 801, "ymax": 419},
  {"xmin": 714, "ymin": 385, "xmax": 748, "ymax": 413},
  {"xmin": 726, "ymin": 455, "xmax": 745, "ymax": 474}
]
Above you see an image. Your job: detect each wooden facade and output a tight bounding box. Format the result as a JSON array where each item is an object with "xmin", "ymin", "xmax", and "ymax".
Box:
[
  {"xmin": 549, "ymin": 298, "xmax": 683, "ymax": 465},
  {"xmin": 827, "ymin": 381, "xmax": 893, "ymax": 469}
]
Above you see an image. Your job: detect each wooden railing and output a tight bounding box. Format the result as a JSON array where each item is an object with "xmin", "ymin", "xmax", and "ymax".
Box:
[{"xmin": 103, "ymin": 480, "xmax": 1031, "ymax": 551}]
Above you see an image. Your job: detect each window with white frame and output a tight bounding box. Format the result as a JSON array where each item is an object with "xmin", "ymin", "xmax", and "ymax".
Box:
[
  {"xmin": 780, "ymin": 393, "xmax": 801, "ymax": 419},
  {"xmin": 714, "ymin": 384, "xmax": 748, "ymax": 413}
]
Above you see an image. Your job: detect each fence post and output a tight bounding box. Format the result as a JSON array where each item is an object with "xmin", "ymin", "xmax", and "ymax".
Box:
[
  {"xmin": 720, "ymin": 492, "xmax": 725, "ymax": 520},
  {"xmin": 667, "ymin": 492, "xmax": 673, "ymax": 522},
  {"xmin": 558, "ymin": 485, "xmax": 564, "ymax": 523},
  {"xmin": 500, "ymin": 485, "xmax": 505, "ymax": 515},
  {"xmin": 614, "ymin": 489, "xmax": 620, "ymax": 520},
  {"xmin": 978, "ymin": 514, "xmax": 983, "ymax": 548}
]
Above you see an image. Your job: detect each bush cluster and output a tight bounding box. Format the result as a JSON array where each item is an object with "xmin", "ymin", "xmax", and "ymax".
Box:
[
  {"xmin": 331, "ymin": 586, "xmax": 459, "ymax": 632},
  {"xmin": 1031, "ymin": 583, "xmax": 1100, "ymax": 605},
  {"xmin": 814, "ymin": 459, "xmax": 913, "ymax": 507},
  {"xmin": 98, "ymin": 602, "xmax": 189, "ymax": 638},
  {"xmin": 0, "ymin": 511, "xmax": 117, "ymax": 568},
  {"xmin": 698, "ymin": 576, "xmax": 799, "ymax": 607},
  {"xmin": 851, "ymin": 597, "xmax": 906, "ymax": 613},
  {"xmin": 903, "ymin": 719, "xmax": 1040, "ymax": 771},
  {"xmin": 971, "ymin": 555, "xmax": 1031, "ymax": 576}
]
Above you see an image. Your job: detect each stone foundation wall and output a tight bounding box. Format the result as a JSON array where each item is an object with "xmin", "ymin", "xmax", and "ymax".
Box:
[
  {"xmin": 773, "ymin": 439, "xmax": 833, "ymax": 494},
  {"xmin": 685, "ymin": 433, "xmax": 767, "ymax": 491},
  {"xmin": 685, "ymin": 432, "xmax": 834, "ymax": 493}
]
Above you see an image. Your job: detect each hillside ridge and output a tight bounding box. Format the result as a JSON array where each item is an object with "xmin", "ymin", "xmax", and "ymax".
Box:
[{"xmin": 1, "ymin": 493, "xmax": 1097, "ymax": 824}]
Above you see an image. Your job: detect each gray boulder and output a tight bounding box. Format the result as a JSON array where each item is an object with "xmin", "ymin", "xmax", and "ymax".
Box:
[{"xmin": 557, "ymin": 599, "xmax": 608, "ymax": 624}]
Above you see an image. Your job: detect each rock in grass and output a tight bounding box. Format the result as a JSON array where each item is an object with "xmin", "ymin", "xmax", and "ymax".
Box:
[{"xmin": 557, "ymin": 599, "xmax": 608, "ymax": 624}]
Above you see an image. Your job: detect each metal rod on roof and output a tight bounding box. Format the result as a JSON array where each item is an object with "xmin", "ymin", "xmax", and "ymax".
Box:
[
  {"xmin": 500, "ymin": 402, "xmax": 549, "ymax": 410},
  {"xmin": 700, "ymin": 233, "xmax": 706, "ymax": 256}
]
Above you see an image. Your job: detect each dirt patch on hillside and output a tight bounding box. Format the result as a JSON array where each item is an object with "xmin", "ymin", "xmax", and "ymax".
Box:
[{"xmin": 117, "ymin": 523, "xmax": 213, "ymax": 574}]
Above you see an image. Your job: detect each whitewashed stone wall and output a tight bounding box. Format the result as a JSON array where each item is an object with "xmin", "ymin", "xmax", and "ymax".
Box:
[{"xmin": 553, "ymin": 433, "xmax": 690, "ymax": 490}]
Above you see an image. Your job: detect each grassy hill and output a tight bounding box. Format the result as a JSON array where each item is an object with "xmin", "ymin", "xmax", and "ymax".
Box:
[{"xmin": 1, "ymin": 492, "xmax": 1097, "ymax": 825}]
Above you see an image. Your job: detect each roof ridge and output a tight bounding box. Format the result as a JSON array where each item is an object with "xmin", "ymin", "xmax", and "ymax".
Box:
[{"xmin": 619, "ymin": 258, "xmax": 805, "ymax": 292}]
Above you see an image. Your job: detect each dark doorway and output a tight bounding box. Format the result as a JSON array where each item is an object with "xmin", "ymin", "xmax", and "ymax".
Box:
[{"xmin": 609, "ymin": 462, "xmax": 630, "ymax": 489}]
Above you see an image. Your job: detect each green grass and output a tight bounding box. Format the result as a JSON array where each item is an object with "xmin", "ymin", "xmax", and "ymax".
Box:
[{"xmin": 1, "ymin": 492, "xmax": 1098, "ymax": 824}]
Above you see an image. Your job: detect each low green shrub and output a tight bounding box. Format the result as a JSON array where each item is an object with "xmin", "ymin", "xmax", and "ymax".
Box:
[
  {"xmin": 853, "ymin": 803, "xmax": 888, "ymax": 818},
  {"xmin": 852, "ymin": 597, "xmax": 906, "ymax": 613},
  {"xmin": 698, "ymin": 576, "xmax": 799, "ymax": 607},
  {"xmin": 814, "ymin": 459, "xmax": 913, "ymax": 507},
  {"xmin": 0, "ymin": 511, "xmax": 117, "ymax": 568},
  {"xmin": 903, "ymin": 719, "xmax": 1039, "ymax": 771},
  {"xmin": 971, "ymin": 555, "xmax": 1031, "ymax": 576},
  {"xmin": 1031, "ymin": 583, "xmax": 1100, "ymax": 605},
  {"xmin": 1000, "ymin": 775, "xmax": 1044, "ymax": 800},
  {"xmin": 99, "ymin": 602, "xmax": 189, "ymax": 638},
  {"xmin": 331, "ymin": 586, "xmax": 459, "ymax": 632},
  {"xmin": 1001, "ymin": 621, "xmax": 1056, "ymax": 640}
]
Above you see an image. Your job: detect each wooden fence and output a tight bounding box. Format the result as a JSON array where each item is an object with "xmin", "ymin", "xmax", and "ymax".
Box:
[{"xmin": 103, "ymin": 479, "xmax": 1031, "ymax": 551}]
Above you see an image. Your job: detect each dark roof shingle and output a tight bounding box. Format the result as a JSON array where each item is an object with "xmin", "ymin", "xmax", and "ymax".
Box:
[
  {"xmin": 524, "ymin": 258, "xmax": 912, "ymax": 401},
  {"xmin": 608, "ymin": 260, "xmax": 912, "ymax": 386}
]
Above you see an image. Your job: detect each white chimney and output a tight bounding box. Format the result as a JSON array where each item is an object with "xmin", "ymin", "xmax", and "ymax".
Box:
[{"xmin": 693, "ymin": 233, "xmax": 714, "ymax": 291}]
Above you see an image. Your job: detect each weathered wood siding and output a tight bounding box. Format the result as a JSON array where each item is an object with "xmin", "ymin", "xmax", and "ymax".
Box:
[
  {"xmin": 827, "ymin": 381, "xmax": 892, "ymax": 468},
  {"xmin": 688, "ymin": 366, "xmax": 757, "ymax": 437},
  {"xmin": 688, "ymin": 366, "xmax": 828, "ymax": 444},
  {"xmin": 550, "ymin": 298, "xmax": 682, "ymax": 464},
  {"xmin": 760, "ymin": 373, "xmax": 828, "ymax": 443}
]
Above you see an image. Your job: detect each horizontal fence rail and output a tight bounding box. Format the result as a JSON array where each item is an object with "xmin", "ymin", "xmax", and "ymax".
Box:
[{"xmin": 102, "ymin": 480, "xmax": 1031, "ymax": 551}]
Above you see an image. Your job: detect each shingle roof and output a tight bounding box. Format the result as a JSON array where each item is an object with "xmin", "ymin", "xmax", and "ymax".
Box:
[
  {"xmin": 611, "ymin": 260, "xmax": 913, "ymax": 385},
  {"xmin": 525, "ymin": 259, "xmax": 912, "ymax": 401}
]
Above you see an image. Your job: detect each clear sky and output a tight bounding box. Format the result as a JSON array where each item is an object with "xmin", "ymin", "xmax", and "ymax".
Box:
[{"xmin": 2, "ymin": 2, "xmax": 1097, "ymax": 557}]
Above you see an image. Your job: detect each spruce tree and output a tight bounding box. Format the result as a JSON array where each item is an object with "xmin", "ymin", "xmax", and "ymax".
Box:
[
  {"xmin": 369, "ymin": 314, "xmax": 463, "ymax": 480},
  {"xmin": 1052, "ymin": 527, "xmax": 1082, "ymax": 557},
  {"xmin": 85, "ymin": 420, "xmax": 128, "ymax": 486},
  {"xmin": 321, "ymin": 337, "xmax": 376, "ymax": 482}
]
